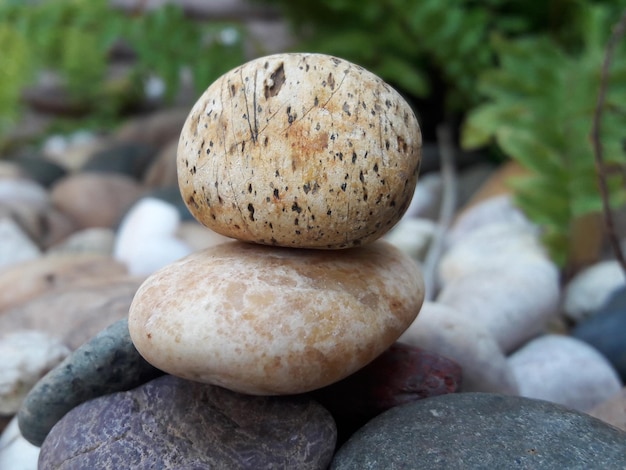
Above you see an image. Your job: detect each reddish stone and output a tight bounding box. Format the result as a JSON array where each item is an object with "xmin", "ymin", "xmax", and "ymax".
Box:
[{"xmin": 310, "ymin": 342, "xmax": 461, "ymax": 443}]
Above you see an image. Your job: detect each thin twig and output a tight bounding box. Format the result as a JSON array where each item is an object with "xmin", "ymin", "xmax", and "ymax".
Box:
[
  {"xmin": 423, "ymin": 123, "xmax": 457, "ymax": 300},
  {"xmin": 591, "ymin": 8, "xmax": 626, "ymax": 276}
]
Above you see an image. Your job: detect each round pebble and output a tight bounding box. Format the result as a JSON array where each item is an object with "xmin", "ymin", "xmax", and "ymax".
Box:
[
  {"xmin": 330, "ymin": 392, "xmax": 626, "ymax": 469},
  {"xmin": 129, "ymin": 240, "xmax": 424, "ymax": 395},
  {"xmin": 177, "ymin": 52, "xmax": 422, "ymax": 249},
  {"xmin": 508, "ymin": 334, "xmax": 622, "ymax": 412},
  {"xmin": 399, "ymin": 301, "xmax": 518, "ymax": 394},
  {"xmin": 18, "ymin": 319, "xmax": 163, "ymax": 447},
  {"xmin": 39, "ymin": 375, "xmax": 336, "ymax": 470}
]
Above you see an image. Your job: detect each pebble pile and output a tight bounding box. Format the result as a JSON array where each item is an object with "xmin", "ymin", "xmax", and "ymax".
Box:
[
  {"xmin": 129, "ymin": 52, "xmax": 425, "ymax": 395},
  {"xmin": 1, "ymin": 52, "xmax": 626, "ymax": 468}
]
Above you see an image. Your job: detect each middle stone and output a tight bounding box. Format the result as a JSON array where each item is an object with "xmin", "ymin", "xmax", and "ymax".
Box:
[{"xmin": 128, "ymin": 240, "xmax": 424, "ymax": 395}]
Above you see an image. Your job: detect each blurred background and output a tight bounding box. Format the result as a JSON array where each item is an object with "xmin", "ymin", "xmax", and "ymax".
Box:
[{"xmin": 1, "ymin": 0, "xmax": 626, "ymax": 269}]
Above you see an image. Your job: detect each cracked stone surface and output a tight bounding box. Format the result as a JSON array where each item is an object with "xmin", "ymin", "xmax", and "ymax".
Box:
[{"xmin": 39, "ymin": 375, "xmax": 337, "ymax": 469}]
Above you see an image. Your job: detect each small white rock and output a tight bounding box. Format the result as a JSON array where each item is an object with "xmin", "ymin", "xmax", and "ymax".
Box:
[
  {"xmin": 0, "ymin": 178, "xmax": 49, "ymax": 211},
  {"xmin": 508, "ymin": 334, "xmax": 622, "ymax": 412},
  {"xmin": 438, "ymin": 221, "xmax": 548, "ymax": 285},
  {"xmin": 0, "ymin": 218, "xmax": 41, "ymax": 272},
  {"xmin": 446, "ymin": 195, "xmax": 535, "ymax": 247},
  {"xmin": 437, "ymin": 260, "xmax": 560, "ymax": 354},
  {"xmin": 398, "ymin": 302, "xmax": 518, "ymax": 394},
  {"xmin": 0, "ymin": 417, "xmax": 39, "ymax": 470},
  {"xmin": 0, "ymin": 330, "xmax": 70, "ymax": 414},
  {"xmin": 114, "ymin": 198, "xmax": 192, "ymax": 276},
  {"xmin": 563, "ymin": 260, "xmax": 626, "ymax": 323},
  {"xmin": 384, "ymin": 218, "xmax": 436, "ymax": 261}
]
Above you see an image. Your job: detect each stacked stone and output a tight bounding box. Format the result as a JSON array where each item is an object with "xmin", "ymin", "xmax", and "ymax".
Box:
[
  {"xmin": 25, "ymin": 53, "xmax": 427, "ymax": 468},
  {"xmin": 128, "ymin": 52, "xmax": 425, "ymax": 396}
]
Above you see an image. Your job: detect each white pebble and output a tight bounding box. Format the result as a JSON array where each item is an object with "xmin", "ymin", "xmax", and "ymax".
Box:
[
  {"xmin": 0, "ymin": 178, "xmax": 49, "ymax": 211},
  {"xmin": 438, "ymin": 222, "xmax": 548, "ymax": 285},
  {"xmin": 0, "ymin": 218, "xmax": 41, "ymax": 272},
  {"xmin": 0, "ymin": 417, "xmax": 39, "ymax": 470},
  {"xmin": 446, "ymin": 195, "xmax": 535, "ymax": 247},
  {"xmin": 0, "ymin": 330, "xmax": 70, "ymax": 414},
  {"xmin": 563, "ymin": 260, "xmax": 626, "ymax": 323},
  {"xmin": 114, "ymin": 198, "xmax": 192, "ymax": 276},
  {"xmin": 384, "ymin": 218, "xmax": 436, "ymax": 261},
  {"xmin": 437, "ymin": 260, "xmax": 560, "ymax": 354},
  {"xmin": 399, "ymin": 302, "xmax": 518, "ymax": 394},
  {"xmin": 508, "ymin": 334, "xmax": 622, "ymax": 412}
]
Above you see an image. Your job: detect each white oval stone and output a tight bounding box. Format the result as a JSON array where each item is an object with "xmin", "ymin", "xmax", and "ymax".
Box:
[
  {"xmin": 129, "ymin": 240, "xmax": 424, "ymax": 395},
  {"xmin": 399, "ymin": 302, "xmax": 518, "ymax": 394},
  {"xmin": 508, "ymin": 334, "xmax": 622, "ymax": 412}
]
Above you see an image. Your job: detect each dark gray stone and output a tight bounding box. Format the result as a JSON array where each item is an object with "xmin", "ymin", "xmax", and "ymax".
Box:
[
  {"xmin": 8, "ymin": 152, "xmax": 67, "ymax": 187},
  {"xmin": 39, "ymin": 375, "xmax": 337, "ymax": 470},
  {"xmin": 18, "ymin": 318, "xmax": 163, "ymax": 446},
  {"xmin": 331, "ymin": 392, "xmax": 626, "ymax": 469},
  {"xmin": 81, "ymin": 142, "xmax": 156, "ymax": 179},
  {"xmin": 572, "ymin": 286, "xmax": 626, "ymax": 382}
]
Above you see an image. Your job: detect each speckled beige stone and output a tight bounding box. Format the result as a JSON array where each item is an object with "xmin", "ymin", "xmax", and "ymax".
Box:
[
  {"xmin": 177, "ymin": 53, "xmax": 422, "ymax": 249},
  {"xmin": 128, "ymin": 240, "xmax": 424, "ymax": 395}
]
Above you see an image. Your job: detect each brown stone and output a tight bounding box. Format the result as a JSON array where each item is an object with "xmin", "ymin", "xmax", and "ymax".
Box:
[
  {"xmin": 50, "ymin": 173, "xmax": 143, "ymax": 229},
  {"xmin": 0, "ymin": 254, "xmax": 128, "ymax": 313},
  {"xmin": 0, "ymin": 277, "xmax": 142, "ymax": 349}
]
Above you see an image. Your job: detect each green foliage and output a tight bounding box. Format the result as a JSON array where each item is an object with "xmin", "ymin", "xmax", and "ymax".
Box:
[
  {"xmin": 0, "ymin": 0, "xmax": 246, "ymax": 140},
  {"xmin": 462, "ymin": 6, "xmax": 626, "ymax": 266},
  {"xmin": 255, "ymin": 0, "xmax": 614, "ymax": 112}
]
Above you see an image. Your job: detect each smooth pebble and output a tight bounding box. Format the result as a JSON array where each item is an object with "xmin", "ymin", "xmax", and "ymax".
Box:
[
  {"xmin": 508, "ymin": 334, "xmax": 622, "ymax": 412},
  {"xmin": 399, "ymin": 301, "xmax": 518, "ymax": 394},
  {"xmin": 330, "ymin": 392, "xmax": 626, "ymax": 469},
  {"xmin": 129, "ymin": 240, "xmax": 424, "ymax": 395}
]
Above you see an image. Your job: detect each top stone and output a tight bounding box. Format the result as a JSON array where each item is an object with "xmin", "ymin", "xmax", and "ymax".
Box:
[{"xmin": 177, "ymin": 53, "xmax": 422, "ymax": 249}]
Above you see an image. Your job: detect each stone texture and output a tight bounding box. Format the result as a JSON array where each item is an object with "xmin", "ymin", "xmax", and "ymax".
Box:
[
  {"xmin": 39, "ymin": 375, "xmax": 336, "ymax": 470},
  {"xmin": 563, "ymin": 260, "xmax": 626, "ymax": 323},
  {"xmin": 0, "ymin": 254, "xmax": 127, "ymax": 312},
  {"xmin": 129, "ymin": 240, "xmax": 424, "ymax": 395},
  {"xmin": 572, "ymin": 285, "xmax": 626, "ymax": 383},
  {"xmin": 114, "ymin": 197, "xmax": 192, "ymax": 275},
  {"xmin": 0, "ymin": 218, "xmax": 41, "ymax": 271},
  {"xmin": 178, "ymin": 53, "xmax": 421, "ymax": 249},
  {"xmin": 399, "ymin": 301, "xmax": 518, "ymax": 394},
  {"xmin": 310, "ymin": 342, "xmax": 460, "ymax": 443},
  {"xmin": 0, "ymin": 331, "xmax": 70, "ymax": 415},
  {"xmin": 587, "ymin": 387, "xmax": 626, "ymax": 432},
  {"xmin": 0, "ymin": 277, "xmax": 142, "ymax": 349},
  {"xmin": 50, "ymin": 172, "xmax": 143, "ymax": 228},
  {"xmin": 330, "ymin": 392, "xmax": 626, "ymax": 469},
  {"xmin": 18, "ymin": 319, "xmax": 163, "ymax": 447},
  {"xmin": 508, "ymin": 334, "xmax": 622, "ymax": 412},
  {"xmin": 437, "ymin": 261, "xmax": 559, "ymax": 354}
]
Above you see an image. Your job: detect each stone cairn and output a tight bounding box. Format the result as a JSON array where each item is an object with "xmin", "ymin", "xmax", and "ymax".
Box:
[{"xmin": 20, "ymin": 52, "xmax": 433, "ymax": 468}]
